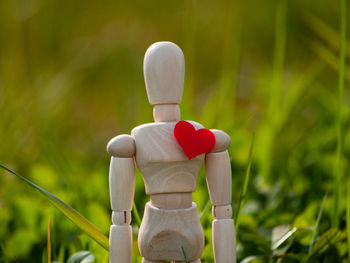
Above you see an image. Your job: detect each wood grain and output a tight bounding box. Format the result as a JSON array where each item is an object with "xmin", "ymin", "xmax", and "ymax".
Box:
[
  {"xmin": 132, "ymin": 121, "xmax": 204, "ymax": 195},
  {"xmin": 144, "ymin": 42, "xmax": 184, "ymax": 105},
  {"xmin": 153, "ymin": 104, "xmax": 180, "ymax": 122},
  {"xmin": 212, "ymin": 219, "xmax": 236, "ymax": 263},
  {"xmin": 109, "ymin": 157, "xmax": 135, "ymax": 211},
  {"xmin": 107, "ymin": 135, "xmax": 136, "ymax": 158},
  {"xmin": 210, "ymin": 129, "xmax": 231, "ymax": 153},
  {"xmin": 112, "ymin": 211, "xmax": 131, "ymax": 225},
  {"xmin": 109, "ymin": 225, "xmax": 132, "ymax": 263},
  {"xmin": 142, "ymin": 259, "xmax": 165, "ymax": 263},
  {"xmin": 213, "ymin": 205, "xmax": 232, "ymax": 219},
  {"xmin": 205, "ymin": 151, "xmax": 232, "ymax": 206},
  {"xmin": 150, "ymin": 193, "xmax": 192, "ymax": 209},
  {"xmin": 138, "ymin": 202, "xmax": 204, "ymax": 261}
]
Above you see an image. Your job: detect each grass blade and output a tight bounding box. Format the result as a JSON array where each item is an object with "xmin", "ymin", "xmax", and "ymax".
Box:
[
  {"xmin": 260, "ymin": 0, "xmax": 287, "ymax": 179},
  {"xmin": 309, "ymin": 228, "xmax": 344, "ymax": 256},
  {"xmin": 332, "ymin": 0, "xmax": 346, "ymax": 228},
  {"xmin": 181, "ymin": 246, "xmax": 189, "ymax": 263},
  {"xmin": 67, "ymin": 251, "xmax": 95, "ymax": 263},
  {"xmin": 0, "ymin": 164, "xmax": 109, "ymax": 251},
  {"xmin": 347, "ymin": 179, "xmax": 350, "ymax": 261},
  {"xmin": 271, "ymin": 227, "xmax": 297, "ymax": 250},
  {"xmin": 199, "ymin": 199, "xmax": 211, "ymax": 224},
  {"xmin": 235, "ymin": 133, "xmax": 254, "ymax": 235},
  {"xmin": 303, "ymin": 11, "xmax": 350, "ymax": 59},
  {"xmin": 132, "ymin": 201, "xmax": 142, "ymax": 227},
  {"xmin": 308, "ymin": 194, "xmax": 327, "ymax": 254},
  {"xmin": 47, "ymin": 217, "xmax": 51, "ymax": 263},
  {"xmin": 306, "ymin": 38, "xmax": 350, "ymax": 83},
  {"xmin": 1, "ymin": 244, "xmax": 8, "ymax": 263}
]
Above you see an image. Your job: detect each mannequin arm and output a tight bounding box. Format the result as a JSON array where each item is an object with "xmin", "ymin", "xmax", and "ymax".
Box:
[
  {"xmin": 107, "ymin": 135, "xmax": 136, "ymax": 263},
  {"xmin": 205, "ymin": 150, "xmax": 236, "ymax": 263}
]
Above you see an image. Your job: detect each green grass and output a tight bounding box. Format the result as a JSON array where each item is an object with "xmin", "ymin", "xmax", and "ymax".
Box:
[
  {"xmin": 235, "ymin": 133, "xmax": 254, "ymax": 237},
  {"xmin": 347, "ymin": 179, "xmax": 350, "ymax": 261},
  {"xmin": 0, "ymin": 164, "xmax": 109, "ymax": 251},
  {"xmin": 259, "ymin": 0, "xmax": 287, "ymax": 181},
  {"xmin": 308, "ymin": 194, "xmax": 327, "ymax": 254},
  {"xmin": 47, "ymin": 217, "xmax": 52, "ymax": 263},
  {"xmin": 332, "ymin": 0, "xmax": 347, "ymax": 228},
  {"xmin": 132, "ymin": 202, "xmax": 142, "ymax": 227}
]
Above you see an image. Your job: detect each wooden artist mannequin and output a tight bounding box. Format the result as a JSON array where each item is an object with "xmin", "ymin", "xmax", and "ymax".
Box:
[{"xmin": 107, "ymin": 42, "xmax": 236, "ymax": 263}]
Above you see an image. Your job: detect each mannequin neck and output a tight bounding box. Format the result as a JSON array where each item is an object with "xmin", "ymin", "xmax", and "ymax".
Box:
[{"xmin": 153, "ymin": 104, "xmax": 180, "ymax": 122}]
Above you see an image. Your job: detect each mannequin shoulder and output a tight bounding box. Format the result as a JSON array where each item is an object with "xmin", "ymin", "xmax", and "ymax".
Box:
[
  {"xmin": 107, "ymin": 134, "xmax": 136, "ymax": 157},
  {"xmin": 210, "ymin": 129, "xmax": 231, "ymax": 152}
]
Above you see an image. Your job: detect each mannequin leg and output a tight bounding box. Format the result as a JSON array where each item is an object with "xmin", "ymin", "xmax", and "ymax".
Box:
[
  {"xmin": 142, "ymin": 258, "xmax": 166, "ymax": 263},
  {"xmin": 173, "ymin": 259, "xmax": 201, "ymax": 263}
]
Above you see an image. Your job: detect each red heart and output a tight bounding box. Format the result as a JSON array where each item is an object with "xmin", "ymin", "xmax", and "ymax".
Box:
[{"xmin": 174, "ymin": 121, "xmax": 216, "ymax": 159}]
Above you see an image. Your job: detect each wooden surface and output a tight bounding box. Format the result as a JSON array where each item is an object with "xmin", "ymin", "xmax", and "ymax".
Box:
[
  {"xmin": 109, "ymin": 157, "xmax": 135, "ymax": 211},
  {"xmin": 144, "ymin": 42, "xmax": 184, "ymax": 105},
  {"xmin": 210, "ymin": 129, "xmax": 231, "ymax": 153},
  {"xmin": 142, "ymin": 259, "xmax": 200, "ymax": 263},
  {"xmin": 153, "ymin": 104, "xmax": 180, "ymax": 122},
  {"xmin": 213, "ymin": 205, "xmax": 232, "ymax": 219},
  {"xmin": 212, "ymin": 219, "xmax": 236, "ymax": 263},
  {"xmin": 205, "ymin": 151, "xmax": 232, "ymax": 206},
  {"xmin": 141, "ymin": 259, "xmax": 164, "ymax": 263},
  {"xmin": 174, "ymin": 260, "xmax": 201, "ymax": 263},
  {"xmin": 109, "ymin": 225, "xmax": 133, "ymax": 263},
  {"xmin": 112, "ymin": 211, "xmax": 131, "ymax": 225},
  {"xmin": 107, "ymin": 134, "xmax": 136, "ymax": 157},
  {"xmin": 131, "ymin": 122, "xmax": 204, "ymax": 195},
  {"xmin": 138, "ymin": 202, "xmax": 204, "ymax": 261},
  {"xmin": 150, "ymin": 193, "xmax": 192, "ymax": 209}
]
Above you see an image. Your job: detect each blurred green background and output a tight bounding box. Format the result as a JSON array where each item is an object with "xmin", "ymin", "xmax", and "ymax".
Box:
[{"xmin": 0, "ymin": 0, "xmax": 349, "ymax": 262}]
